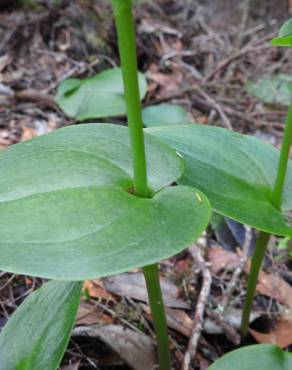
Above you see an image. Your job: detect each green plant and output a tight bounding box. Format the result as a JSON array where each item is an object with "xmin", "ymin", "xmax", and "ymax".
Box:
[
  {"xmin": 0, "ymin": 5, "xmax": 291, "ymax": 370},
  {"xmin": 246, "ymin": 73, "xmax": 292, "ymax": 106},
  {"xmin": 206, "ymin": 344, "xmax": 292, "ymax": 370}
]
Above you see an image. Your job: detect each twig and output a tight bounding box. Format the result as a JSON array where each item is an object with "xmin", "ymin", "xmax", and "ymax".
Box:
[
  {"xmin": 205, "ymin": 308, "xmax": 241, "ymax": 345},
  {"xmin": 204, "ymin": 37, "xmax": 275, "ymax": 82},
  {"xmin": 14, "ymin": 89, "xmax": 58, "ymax": 110},
  {"xmin": 193, "ymin": 85, "xmax": 233, "ymax": 129},
  {"xmin": 182, "ymin": 244, "xmax": 212, "ymax": 370}
]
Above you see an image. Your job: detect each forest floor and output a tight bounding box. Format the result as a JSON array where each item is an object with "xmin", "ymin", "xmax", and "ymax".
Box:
[{"xmin": 0, "ymin": 0, "xmax": 291, "ymax": 369}]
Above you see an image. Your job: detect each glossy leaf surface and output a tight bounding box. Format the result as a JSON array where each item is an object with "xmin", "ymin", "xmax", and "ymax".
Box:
[
  {"xmin": 146, "ymin": 125, "xmax": 292, "ymax": 236},
  {"xmin": 142, "ymin": 104, "xmax": 189, "ymax": 127},
  {"xmin": 207, "ymin": 344, "xmax": 292, "ymax": 370},
  {"xmin": 0, "ymin": 124, "xmax": 211, "ymax": 279},
  {"xmin": 0, "ymin": 281, "xmax": 82, "ymax": 370},
  {"xmin": 56, "ymin": 68, "xmax": 147, "ymax": 120}
]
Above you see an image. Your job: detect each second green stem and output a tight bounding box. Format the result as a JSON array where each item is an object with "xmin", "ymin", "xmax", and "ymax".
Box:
[{"xmin": 241, "ymin": 99, "xmax": 292, "ymax": 336}]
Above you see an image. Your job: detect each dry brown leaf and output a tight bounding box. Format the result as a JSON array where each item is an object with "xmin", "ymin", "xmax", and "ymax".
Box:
[
  {"xmin": 207, "ymin": 246, "xmax": 241, "ymax": 274},
  {"xmin": 146, "ymin": 63, "xmax": 183, "ymax": 98},
  {"xmin": 250, "ymin": 317, "xmax": 292, "ymax": 348},
  {"xmin": 73, "ymin": 325, "xmax": 156, "ymax": 370},
  {"xmin": 76, "ymin": 301, "xmax": 113, "ymax": 326},
  {"xmin": 256, "ymin": 271, "xmax": 292, "ymax": 309},
  {"xmin": 21, "ymin": 126, "xmax": 37, "ymax": 141},
  {"xmin": 83, "ymin": 279, "xmax": 115, "ymax": 301},
  {"xmin": 103, "ymin": 272, "xmax": 190, "ymax": 309},
  {"xmin": 143, "ymin": 304, "xmax": 193, "ymax": 337}
]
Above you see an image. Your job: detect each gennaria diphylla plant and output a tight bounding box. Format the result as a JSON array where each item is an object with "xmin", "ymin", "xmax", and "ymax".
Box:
[{"xmin": 0, "ymin": 2, "xmax": 291, "ymax": 370}]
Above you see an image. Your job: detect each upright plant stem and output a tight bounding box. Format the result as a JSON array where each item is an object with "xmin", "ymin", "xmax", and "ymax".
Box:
[
  {"xmin": 241, "ymin": 99, "xmax": 292, "ymax": 337},
  {"xmin": 143, "ymin": 264, "xmax": 172, "ymax": 370},
  {"xmin": 111, "ymin": 0, "xmax": 149, "ymax": 198},
  {"xmin": 111, "ymin": 1, "xmax": 171, "ymax": 368},
  {"xmin": 241, "ymin": 231, "xmax": 269, "ymax": 337},
  {"xmin": 272, "ymin": 100, "xmax": 292, "ymax": 208}
]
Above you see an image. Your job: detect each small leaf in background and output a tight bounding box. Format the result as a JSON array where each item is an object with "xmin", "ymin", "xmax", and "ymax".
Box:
[
  {"xmin": 0, "ymin": 281, "xmax": 82, "ymax": 370},
  {"xmin": 276, "ymin": 236, "xmax": 292, "ymax": 257},
  {"xmin": 271, "ymin": 18, "xmax": 292, "ymax": 47},
  {"xmin": 246, "ymin": 74, "xmax": 292, "ymax": 106},
  {"xmin": 142, "ymin": 103, "xmax": 189, "ymax": 127},
  {"xmin": 207, "ymin": 344, "xmax": 292, "ymax": 370},
  {"xmin": 56, "ymin": 68, "xmax": 147, "ymax": 120}
]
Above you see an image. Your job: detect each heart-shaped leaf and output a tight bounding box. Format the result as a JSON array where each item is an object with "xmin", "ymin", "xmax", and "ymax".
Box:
[
  {"xmin": 56, "ymin": 68, "xmax": 147, "ymax": 120},
  {"xmin": 0, "ymin": 281, "xmax": 82, "ymax": 370},
  {"xmin": 0, "ymin": 123, "xmax": 211, "ymax": 279},
  {"xmin": 146, "ymin": 125, "xmax": 292, "ymax": 237},
  {"xmin": 142, "ymin": 104, "xmax": 189, "ymax": 127},
  {"xmin": 271, "ymin": 18, "xmax": 292, "ymax": 47},
  {"xmin": 207, "ymin": 344, "xmax": 292, "ymax": 370}
]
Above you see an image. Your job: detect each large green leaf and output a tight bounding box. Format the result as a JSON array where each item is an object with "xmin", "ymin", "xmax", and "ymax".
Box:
[
  {"xmin": 0, "ymin": 186, "xmax": 210, "ymax": 280},
  {"xmin": 207, "ymin": 344, "xmax": 292, "ymax": 370},
  {"xmin": 246, "ymin": 74, "xmax": 292, "ymax": 106},
  {"xmin": 0, "ymin": 281, "xmax": 82, "ymax": 370},
  {"xmin": 271, "ymin": 18, "xmax": 292, "ymax": 47},
  {"xmin": 146, "ymin": 125, "xmax": 292, "ymax": 237},
  {"xmin": 142, "ymin": 104, "xmax": 189, "ymax": 127},
  {"xmin": 0, "ymin": 123, "xmax": 211, "ymax": 279},
  {"xmin": 56, "ymin": 68, "xmax": 147, "ymax": 120},
  {"xmin": 0, "ymin": 123, "xmax": 183, "ymax": 198}
]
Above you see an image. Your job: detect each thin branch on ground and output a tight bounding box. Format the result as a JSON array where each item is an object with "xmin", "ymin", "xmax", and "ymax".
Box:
[{"xmin": 182, "ymin": 244, "xmax": 212, "ymax": 370}]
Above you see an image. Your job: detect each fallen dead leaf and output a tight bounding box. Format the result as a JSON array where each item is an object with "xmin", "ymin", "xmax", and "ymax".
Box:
[
  {"xmin": 143, "ymin": 304, "xmax": 193, "ymax": 337},
  {"xmin": 76, "ymin": 301, "xmax": 113, "ymax": 326},
  {"xmin": 256, "ymin": 271, "xmax": 292, "ymax": 309},
  {"xmin": 250, "ymin": 316, "xmax": 292, "ymax": 348},
  {"xmin": 207, "ymin": 246, "xmax": 241, "ymax": 274},
  {"xmin": 83, "ymin": 279, "xmax": 115, "ymax": 301},
  {"xmin": 73, "ymin": 325, "xmax": 156, "ymax": 370},
  {"xmin": 146, "ymin": 63, "xmax": 183, "ymax": 98},
  {"xmin": 21, "ymin": 126, "xmax": 37, "ymax": 141},
  {"xmin": 103, "ymin": 272, "xmax": 190, "ymax": 309}
]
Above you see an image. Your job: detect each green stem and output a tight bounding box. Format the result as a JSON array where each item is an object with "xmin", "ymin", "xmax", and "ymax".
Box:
[
  {"xmin": 143, "ymin": 264, "xmax": 172, "ymax": 370},
  {"xmin": 111, "ymin": 0, "xmax": 149, "ymax": 198},
  {"xmin": 272, "ymin": 100, "xmax": 292, "ymax": 208},
  {"xmin": 241, "ymin": 99, "xmax": 292, "ymax": 337},
  {"xmin": 111, "ymin": 1, "xmax": 171, "ymax": 368},
  {"xmin": 240, "ymin": 231, "xmax": 269, "ymax": 337}
]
